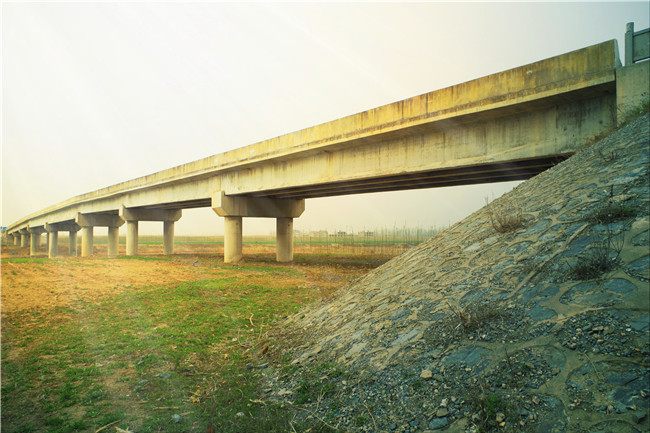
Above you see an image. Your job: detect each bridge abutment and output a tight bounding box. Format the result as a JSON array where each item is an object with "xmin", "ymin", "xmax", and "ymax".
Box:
[
  {"xmin": 617, "ymin": 60, "xmax": 650, "ymax": 125},
  {"xmin": 212, "ymin": 192, "xmax": 304, "ymax": 263}
]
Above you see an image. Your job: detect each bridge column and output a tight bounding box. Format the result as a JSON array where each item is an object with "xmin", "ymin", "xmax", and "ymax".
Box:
[
  {"xmin": 48, "ymin": 231, "xmax": 59, "ymax": 258},
  {"xmin": 45, "ymin": 222, "xmax": 81, "ymax": 258},
  {"xmin": 276, "ymin": 217, "xmax": 294, "ymax": 263},
  {"xmin": 120, "ymin": 207, "xmax": 182, "ymax": 256},
  {"xmin": 69, "ymin": 230, "xmax": 78, "ymax": 257},
  {"xmin": 13, "ymin": 234, "xmax": 19, "ymax": 246},
  {"xmin": 163, "ymin": 221, "xmax": 175, "ymax": 255},
  {"xmin": 212, "ymin": 192, "xmax": 305, "ymax": 263},
  {"xmin": 126, "ymin": 221, "xmax": 138, "ymax": 256},
  {"xmin": 224, "ymin": 217, "xmax": 243, "ymax": 263},
  {"xmin": 19, "ymin": 229, "xmax": 30, "ymax": 248},
  {"xmin": 81, "ymin": 227, "xmax": 94, "ymax": 257},
  {"xmin": 28, "ymin": 227, "xmax": 46, "ymax": 256},
  {"xmin": 108, "ymin": 227, "xmax": 119, "ymax": 257},
  {"xmin": 29, "ymin": 230, "xmax": 40, "ymax": 256},
  {"xmin": 76, "ymin": 213, "xmax": 125, "ymax": 257}
]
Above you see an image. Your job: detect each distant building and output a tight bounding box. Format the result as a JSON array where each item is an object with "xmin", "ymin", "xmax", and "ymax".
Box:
[
  {"xmin": 310, "ymin": 230, "xmax": 328, "ymax": 237},
  {"xmin": 358, "ymin": 231, "xmax": 374, "ymax": 237}
]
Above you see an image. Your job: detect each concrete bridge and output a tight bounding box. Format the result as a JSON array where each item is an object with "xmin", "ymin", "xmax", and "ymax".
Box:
[{"xmin": 5, "ymin": 38, "xmax": 649, "ymax": 263}]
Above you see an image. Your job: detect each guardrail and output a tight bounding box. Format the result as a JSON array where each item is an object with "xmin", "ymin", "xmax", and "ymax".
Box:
[{"xmin": 625, "ymin": 22, "xmax": 650, "ymax": 65}]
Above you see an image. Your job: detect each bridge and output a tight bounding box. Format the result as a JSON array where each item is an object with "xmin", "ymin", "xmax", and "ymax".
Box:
[{"xmin": 5, "ymin": 37, "xmax": 649, "ymax": 263}]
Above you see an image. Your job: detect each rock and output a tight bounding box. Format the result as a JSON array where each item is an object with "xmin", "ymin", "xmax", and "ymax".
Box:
[
  {"xmin": 496, "ymin": 412, "xmax": 506, "ymax": 422},
  {"xmin": 526, "ymin": 305, "xmax": 557, "ymax": 322},
  {"xmin": 632, "ymin": 410, "xmax": 648, "ymax": 424},
  {"xmin": 605, "ymin": 371, "xmax": 638, "ymax": 386},
  {"xmin": 172, "ymin": 414, "xmax": 181, "ymax": 423},
  {"xmin": 420, "ymin": 369, "xmax": 433, "ymax": 379},
  {"xmin": 428, "ymin": 417, "xmax": 448, "ymax": 430},
  {"xmin": 436, "ymin": 407, "xmax": 448, "ymax": 417}
]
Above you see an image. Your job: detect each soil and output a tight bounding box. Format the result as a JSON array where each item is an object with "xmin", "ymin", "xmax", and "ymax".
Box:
[{"xmin": 1, "ymin": 243, "xmax": 381, "ymax": 318}]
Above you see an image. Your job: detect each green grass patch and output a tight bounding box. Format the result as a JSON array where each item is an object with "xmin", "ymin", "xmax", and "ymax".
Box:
[
  {"xmin": 2, "ymin": 258, "xmax": 50, "ymax": 264},
  {"xmin": 585, "ymin": 201, "xmax": 636, "ymax": 225},
  {"xmin": 1, "ymin": 257, "xmax": 355, "ymax": 432}
]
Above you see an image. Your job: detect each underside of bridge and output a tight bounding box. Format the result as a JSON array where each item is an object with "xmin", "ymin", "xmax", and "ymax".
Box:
[{"xmin": 244, "ymin": 156, "xmax": 568, "ymax": 199}]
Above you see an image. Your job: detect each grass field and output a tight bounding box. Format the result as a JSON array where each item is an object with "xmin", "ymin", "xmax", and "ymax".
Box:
[{"xmin": 1, "ymin": 244, "xmax": 387, "ymax": 432}]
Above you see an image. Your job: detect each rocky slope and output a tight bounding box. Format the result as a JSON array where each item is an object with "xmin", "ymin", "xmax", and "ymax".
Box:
[{"xmin": 264, "ymin": 114, "xmax": 650, "ymax": 433}]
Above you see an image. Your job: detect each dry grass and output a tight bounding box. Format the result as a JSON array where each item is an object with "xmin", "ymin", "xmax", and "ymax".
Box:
[
  {"xmin": 485, "ymin": 197, "xmax": 523, "ymax": 233},
  {"xmin": 0, "ymin": 243, "xmax": 377, "ymax": 433}
]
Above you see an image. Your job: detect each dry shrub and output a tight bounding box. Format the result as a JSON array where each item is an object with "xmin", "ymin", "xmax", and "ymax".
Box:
[{"xmin": 485, "ymin": 197, "xmax": 523, "ymax": 233}]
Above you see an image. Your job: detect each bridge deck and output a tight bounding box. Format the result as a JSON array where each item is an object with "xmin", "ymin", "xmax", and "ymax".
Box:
[{"xmin": 7, "ymin": 40, "xmax": 620, "ymax": 237}]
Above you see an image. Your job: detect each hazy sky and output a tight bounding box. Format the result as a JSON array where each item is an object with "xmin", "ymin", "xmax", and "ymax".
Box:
[{"xmin": 2, "ymin": 2, "xmax": 649, "ymax": 236}]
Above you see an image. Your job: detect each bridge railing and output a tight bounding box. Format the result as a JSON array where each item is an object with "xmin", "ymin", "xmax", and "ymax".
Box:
[{"xmin": 625, "ymin": 22, "xmax": 650, "ymax": 65}]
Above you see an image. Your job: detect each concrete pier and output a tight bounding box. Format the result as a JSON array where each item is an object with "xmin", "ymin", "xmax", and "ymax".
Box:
[
  {"xmin": 48, "ymin": 231, "xmax": 59, "ymax": 258},
  {"xmin": 224, "ymin": 216, "xmax": 243, "ymax": 263},
  {"xmin": 43, "ymin": 222, "xmax": 81, "ymax": 257},
  {"xmin": 30, "ymin": 232, "xmax": 40, "ymax": 256},
  {"xmin": 28, "ymin": 227, "xmax": 46, "ymax": 256},
  {"xmin": 81, "ymin": 227, "xmax": 94, "ymax": 257},
  {"xmin": 213, "ymin": 192, "xmax": 304, "ymax": 263},
  {"xmin": 13, "ymin": 235, "xmax": 19, "ymax": 246},
  {"xmin": 120, "ymin": 207, "xmax": 181, "ymax": 256},
  {"xmin": 69, "ymin": 230, "xmax": 78, "ymax": 256},
  {"xmin": 20, "ymin": 230, "xmax": 29, "ymax": 247},
  {"xmin": 163, "ymin": 221, "xmax": 175, "ymax": 255},
  {"xmin": 108, "ymin": 226, "xmax": 119, "ymax": 257},
  {"xmin": 76, "ymin": 213, "xmax": 124, "ymax": 257},
  {"xmin": 276, "ymin": 217, "xmax": 294, "ymax": 262},
  {"xmin": 126, "ymin": 221, "xmax": 138, "ymax": 256}
]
